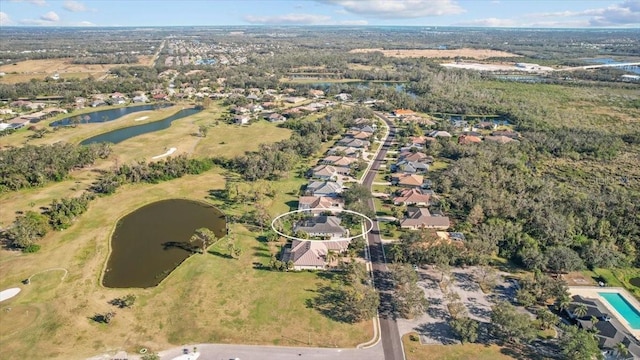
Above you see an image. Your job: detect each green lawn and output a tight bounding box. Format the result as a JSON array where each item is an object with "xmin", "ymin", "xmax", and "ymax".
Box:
[
  {"xmin": 403, "ymin": 334, "xmax": 516, "ymax": 360},
  {"xmin": 583, "ymin": 268, "xmax": 640, "ymax": 299}
]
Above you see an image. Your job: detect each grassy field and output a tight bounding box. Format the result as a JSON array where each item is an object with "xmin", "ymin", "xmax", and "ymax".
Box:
[
  {"xmin": 0, "ymin": 104, "xmax": 374, "ymax": 359},
  {"xmin": 402, "ymin": 334, "xmax": 516, "ymax": 360},
  {"xmin": 0, "ymin": 56, "xmax": 153, "ymax": 84},
  {"xmin": 582, "ymin": 268, "xmax": 640, "ymax": 299},
  {"xmin": 0, "ymin": 168, "xmax": 371, "ymax": 359}
]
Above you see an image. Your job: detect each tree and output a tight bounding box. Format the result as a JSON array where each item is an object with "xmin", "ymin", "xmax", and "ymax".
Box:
[
  {"xmin": 558, "ymin": 324, "xmax": 603, "ymax": 360},
  {"xmin": 189, "ymin": 227, "xmax": 217, "ymax": 254},
  {"xmin": 490, "ymin": 301, "xmax": 536, "ymax": 344},
  {"xmin": 390, "ymin": 264, "xmax": 428, "ymax": 319},
  {"xmin": 109, "ymin": 294, "xmax": 136, "ymax": 308},
  {"xmin": 614, "ymin": 342, "xmax": 630, "ymax": 358},
  {"xmin": 198, "ymin": 124, "xmax": 209, "ymax": 137},
  {"xmin": 573, "ymin": 304, "xmax": 588, "ymax": 318},
  {"xmin": 545, "ymin": 246, "xmax": 584, "ymax": 274},
  {"xmin": 6, "ymin": 211, "xmax": 50, "ymax": 249},
  {"xmin": 341, "ymin": 184, "xmax": 372, "ymax": 205},
  {"xmin": 536, "ymin": 308, "xmax": 559, "ymax": 330},
  {"xmin": 556, "ymin": 293, "xmax": 572, "ymax": 312},
  {"xmin": 450, "ymin": 316, "xmax": 479, "ymax": 343}
]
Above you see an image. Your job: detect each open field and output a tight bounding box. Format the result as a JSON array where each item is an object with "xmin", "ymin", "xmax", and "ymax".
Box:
[
  {"xmin": 402, "ymin": 333, "xmax": 515, "ymax": 360},
  {"xmin": 0, "ymin": 169, "xmax": 372, "ymax": 359},
  {"xmin": 0, "ymin": 56, "xmax": 153, "ymax": 84},
  {"xmin": 349, "ymin": 48, "xmax": 521, "ymax": 60}
]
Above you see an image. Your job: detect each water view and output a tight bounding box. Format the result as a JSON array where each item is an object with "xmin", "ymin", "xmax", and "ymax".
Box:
[
  {"xmin": 599, "ymin": 292, "xmax": 640, "ymax": 329},
  {"xmin": 80, "ymin": 107, "xmax": 201, "ymax": 145},
  {"xmin": 102, "ymin": 199, "xmax": 226, "ymax": 288},
  {"xmin": 50, "ymin": 103, "xmax": 173, "ymax": 127}
]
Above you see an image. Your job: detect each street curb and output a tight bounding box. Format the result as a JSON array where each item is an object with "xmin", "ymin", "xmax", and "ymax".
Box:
[{"xmin": 356, "ymin": 314, "xmax": 381, "ymax": 349}]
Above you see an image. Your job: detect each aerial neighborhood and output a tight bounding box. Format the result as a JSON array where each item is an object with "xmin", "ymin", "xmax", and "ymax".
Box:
[{"xmin": 0, "ymin": 17, "xmax": 639, "ymax": 360}]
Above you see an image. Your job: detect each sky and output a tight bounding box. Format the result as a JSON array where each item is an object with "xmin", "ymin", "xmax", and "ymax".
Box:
[{"xmin": 0, "ymin": 0, "xmax": 639, "ymax": 28}]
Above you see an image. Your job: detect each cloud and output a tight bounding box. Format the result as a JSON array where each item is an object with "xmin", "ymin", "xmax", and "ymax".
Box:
[
  {"xmin": 63, "ymin": 0, "xmax": 88, "ymax": 12},
  {"xmin": 10, "ymin": 0, "xmax": 47, "ymax": 6},
  {"xmin": 244, "ymin": 13, "xmax": 332, "ymax": 25},
  {"xmin": 531, "ymin": 0, "xmax": 640, "ymax": 27},
  {"xmin": 40, "ymin": 11, "xmax": 59, "ymax": 22},
  {"xmin": 0, "ymin": 12, "xmax": 13, "ymax": 25},
  {"xmin": 317, "ymin": 0, "xmax": 465, "ymax": 18},
  {"xmin": 456, "ymin": 17, "xmax": 516, "ymax": 27}
]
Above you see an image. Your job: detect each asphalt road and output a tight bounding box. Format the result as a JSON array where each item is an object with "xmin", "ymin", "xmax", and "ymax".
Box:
[
  {"xmin": 156, "ymin": 343, "xmax": 385, "ymax": 360},
  {"xmin": 364, "ymin": 112, "xmax": 405, "ymax": 360}
]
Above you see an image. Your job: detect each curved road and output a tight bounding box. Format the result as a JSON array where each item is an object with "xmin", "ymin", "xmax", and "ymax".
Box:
[{"xmin": 365, "ymin": 112, "xmax": 404, "ymax": 360}]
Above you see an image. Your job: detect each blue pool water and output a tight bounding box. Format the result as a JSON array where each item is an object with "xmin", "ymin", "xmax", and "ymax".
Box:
[{"xmin": 599, "ymin": 292, "xmax": 640, "ymax": 329}]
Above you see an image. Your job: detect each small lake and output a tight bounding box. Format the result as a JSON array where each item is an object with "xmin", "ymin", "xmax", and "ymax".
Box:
[
  {"xmin": 102, "ymin": 199, "xmax": 226, "ymax": 288},
  {"xmin": 80, "ymin": 107, "xmax": 201, "ymax": 145},
  {"xmin": 50, "ymin": 103, "xmax": 173, "ymax": 127}
]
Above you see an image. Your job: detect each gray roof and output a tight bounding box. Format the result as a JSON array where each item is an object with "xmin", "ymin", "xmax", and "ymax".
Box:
[{"xmin": 294, "ymin": 216, "xmax": 347, "ymax": 237}]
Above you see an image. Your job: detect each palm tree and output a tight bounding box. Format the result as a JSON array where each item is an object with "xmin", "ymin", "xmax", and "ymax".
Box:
[
  {"xmin": 614, "ymin": 342, "xmax": 630, "ymax": 358},
  {"xmin": 573, "ymin": 304, "xmax": 588, "ymax": 318},
  {"xmin": 325, "ymin": 250, "xmax": 338, "ymax": 268},
  {"xmin": 556, "ymin": 294, "xmax": 571, "ymax": 312}
]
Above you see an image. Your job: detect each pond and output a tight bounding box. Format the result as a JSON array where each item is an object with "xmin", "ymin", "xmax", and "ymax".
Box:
[
  {"xmin": 80, "ymin": 107, "xmax": 201, "ymax": 145},
  {"xmin": 102, "ymin": 199, "xmax": 226, "ymax": 288},
  {"xmin": 630, "ymin": 277, "xmax": 640, "ymax": 288},
  {"xmin": 50, "ymin": 103, "xmax": 173, "ymax": 127}
]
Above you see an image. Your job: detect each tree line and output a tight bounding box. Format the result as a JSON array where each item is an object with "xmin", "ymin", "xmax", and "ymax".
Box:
[{"xmin": 0, "ymin": 142, "xmax": 112, "ymax": 193}]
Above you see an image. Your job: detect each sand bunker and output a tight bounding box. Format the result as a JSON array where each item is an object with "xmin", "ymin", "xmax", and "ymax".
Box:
[
  {"xmin": 134, "ymin": 116, "xmax": 150, "ymax": 121},
  {"xmin": 0, "ymin": 288, "xmax": 21, "ymax": 302},
  {"xmin": 152, "ymin": 147, "xmax": 177, "ymax": 159}
]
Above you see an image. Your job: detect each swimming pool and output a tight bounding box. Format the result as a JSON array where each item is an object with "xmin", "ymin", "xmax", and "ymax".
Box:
[{"xmin": 599, "ymin": 292, "xmax": 640, "ymax": 329}]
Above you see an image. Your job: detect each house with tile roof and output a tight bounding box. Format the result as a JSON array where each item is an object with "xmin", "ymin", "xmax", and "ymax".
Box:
[
  {"xmin": 458, "ymin": 135, "xmax": 483, "ymax": 144},
  {"xmin": 393, "ymin": 188, "xmax": 434, "ymax": 207},
  {"xmin": 391, "ymin": 173, "xmax": 426, "ymax": 188},
  {"xmin": 321, "ymin": 155, "xmax": 359, "ymax": 167},
  {"xmin": 293, "ymin": 216, "xmax": 349, "ymax": 239},
  {"xmin": 298, "ymin": 196, "xmax": 344, "ymax": 213},
  {"xmin": 305, "ymin": 181, "xmax": 343, "ymax": 197},
  {"xmin": 282, "ymin": 239, "xmax": 351, "ymax": 270},
  {"xmin": 400, "ymin": 207, "xmax": 450, "ymax": 230}
]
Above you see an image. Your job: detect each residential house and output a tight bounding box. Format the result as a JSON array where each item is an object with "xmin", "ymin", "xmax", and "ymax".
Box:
[
  {"xmin": 346, "ymin": 131, "xmax": 373, "ymax": 140},
  {"xmin": 293, "ymin": 216, "xmax": 349, "ymax": 239},
  {"xmin": 282, "ymin": 239, "xmax": 350, "ymax": 270},
  {"xmin": 152, "ymin": 93, "xmax": 169, "ymax": 101},
  {"xmin": 393, "ymin": 109, "xmax": 416, "ymax": 117},
  {"xmin": 266, "ymin": 113, "xmax": 286, "ymax": 123},
  {"xmin": 492, "ymin": 130, "xmax": 519, "ymax": 139},
  {"xmin": 132, "ymin": 95, "xmax": 149, "ymax": 103},
  {"xmin": 391, "ymin": 173, "xmax": 426, "ymax": 188},
  {"xmin": 309, "ymin": 165, "xmax": 339, "ymax": 181},
  {"xmin": 351, "ymin": 125, "xmax": 376, "ymax": 134},
  {"xmin": 400, "ymin": 207, "xmax": 451, "ymax": 230},
  {"xmin": 91, "ymin": 100, "xmax": 106, "ymax": 108},
  {"xmin": 248, "ymin": 104, "xmax": 264, "ymax": 113},
  {"xmin": 458, "ymin": 135, "xmax": 483, "ymax": 145},
  {"xmin": 234, "ymin": 115, "xmax": 250, "ymax": 125},
  {"xmin": 298, "ymin": 196, "xmax": 344, "ymax": 213},
  {"xmin": 334, "ymin": 93, "xmax": 351, "ymax": 101},
  {"xmin": 285, "ymin": 96, "xmax": 306, "ymax": 104},
  {"xmin": 393, "ymin": 188, "xmax": 434, "ymax": 207},
  {"xmin": 398, "ymin": 151, "xmax": 434, "ymax": 164},
  {"xmin": 428, "ymin": 130, "xmax": 452, "ymax": 138},
  {"xmin": 336, "ymin": 138, "xmax": 370, "ymax": 149},
  {"xmin": 309, "ymin": 89, "xmax": 325, "ymax": 98},
  {"xmin": 321, "ymin": 155, "xmax": 358, "ymax": 167},
  {"xmin": 477, "ymin": 121, "xmax": 497, "ymax": 130},
  {"xmin": 393, "ymin": 160, "xmax": 429, "ymax": 174},
  {"xmin": 326, "ymin": 146, "xmax": 361, "ymax": 157},
  {"xmin": 566, "ymin": 295, "xmax": 640, "ymax": 360},
  {"xmin": 305, "ymin": 181, "xmax": 343, "ymax": 197},
  {"xmin": 8, "ymin": 117, "xmax": 30, "ymax": 129}
]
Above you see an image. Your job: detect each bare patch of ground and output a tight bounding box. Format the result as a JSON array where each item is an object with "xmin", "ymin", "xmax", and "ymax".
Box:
[{"xmin": 349, "ymin": 48, "xmax": 521, "ymax": 60}]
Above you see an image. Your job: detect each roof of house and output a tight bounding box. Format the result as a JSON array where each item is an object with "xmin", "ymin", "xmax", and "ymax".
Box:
[
  {"xmin": 394, "ymin": 173, "xmax": 424, "ymax": 187},
  {"xmin": 321, "ymin": 156, "xmax": 358, "ymax": 167},
  {"xmin": 428, "ymin": 130, "xmax": 452, "ymax": 138},
  {"xmin": 393, "ymin": 188, "xmax": 433, "ymax": 205},
  {"xmin": 294, "ymin": 216, "xmax": 347, "ymax": 236},
  {"xmin": 458, "ymin": 135, "xmax": 483, "ymax": 144},
  {"xmin": 337, "ymin": 138, "xmax": 369, "ymax": 148},
  {"xmin": 286, "ymin": 239, "xmax": 350, "ymax": 268},
  {"xmin": 409, "ymin": 136, "xmax": 436, "ymax": 145},
  {"xmin": 298, "ymin": 196, "xmax": 344, "ymax": 211},
  {"xmin": 398, "ymin": 151, "xmax": 432, "ymax": 163},
  {"xmin": 306, "ymin": 181, "xmax": 342, "ymax": 195},
  {"xmin": 401, "ymin": 207, "xmax": 451, "ymax": 228},
  {"xmin": 312, "ymin": 164, "xmax": 337, "ymax": 177},
  {"xmin": 394, "ymin": 109, "xmax": 416, "ymax": 116}
]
